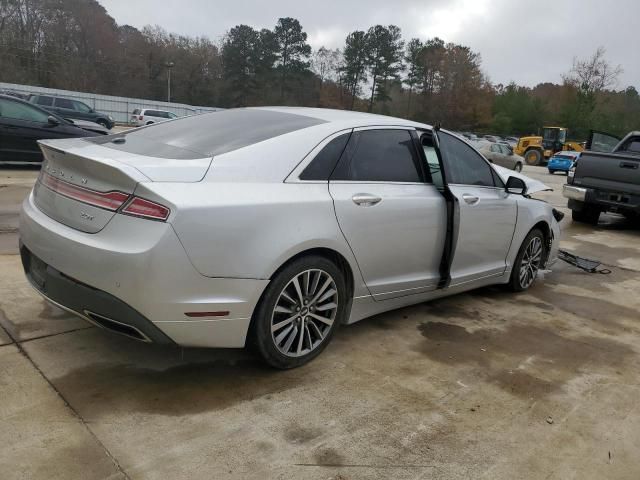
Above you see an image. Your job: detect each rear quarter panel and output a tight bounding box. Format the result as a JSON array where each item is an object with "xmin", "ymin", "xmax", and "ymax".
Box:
[{"xmin": 147, "ymin": 181, "xmax": 369, "ymax": 296}]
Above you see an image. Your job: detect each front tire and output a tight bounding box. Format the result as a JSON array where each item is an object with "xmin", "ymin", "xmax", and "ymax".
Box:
[
  {"xmin": 514, "ymin": 163, "xmax": 523, "ymax": 172},
  {"xmin": 96, "ymin": 119, "xmax": 110, "ymax": 129},
  {"xmin": 525, "ymin": 149, "xmax": 542, "ymax": 166},
  {"xmin": 508, "ymin": 229, "xmax": 545, "ymax": 292},
  {"xmin": 252, "ymin": 255, "xmax": 348, "ymax": 369}
]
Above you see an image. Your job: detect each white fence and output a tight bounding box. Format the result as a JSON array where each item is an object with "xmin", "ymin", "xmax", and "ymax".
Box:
[{"xmin": 0, "ymin": 82, "xmax": 222, "ymax": 124}]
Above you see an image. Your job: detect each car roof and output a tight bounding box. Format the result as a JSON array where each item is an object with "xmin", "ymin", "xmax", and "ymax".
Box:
[{"xmin": 249, "ymin": 106, "xmax": 430, "ymax": 129}]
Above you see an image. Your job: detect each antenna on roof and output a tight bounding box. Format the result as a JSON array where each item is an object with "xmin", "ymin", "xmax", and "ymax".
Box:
[{"xmin": 434, "ymin": 122, "xmax": 441, "ymax": 132}]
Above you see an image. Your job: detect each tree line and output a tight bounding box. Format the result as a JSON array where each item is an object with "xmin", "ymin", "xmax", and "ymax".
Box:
[{"xmin": 0, "ymin": 0, "xmax": 638, "ymax": 138}]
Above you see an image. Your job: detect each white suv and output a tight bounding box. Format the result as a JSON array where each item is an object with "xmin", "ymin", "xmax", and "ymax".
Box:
[{"xmin": 131, "ymin": 108, "xmax": 178, "ymax": 126}]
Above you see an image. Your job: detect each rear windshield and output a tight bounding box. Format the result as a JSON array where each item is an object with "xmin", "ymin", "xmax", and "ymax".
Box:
[
  {"xmin": 90, "ymin": 109, "xmax": 326, "ymax": 159},
  {"xmin": 132, "ymin": 109, "xmax": 140, "ymax": 115}
]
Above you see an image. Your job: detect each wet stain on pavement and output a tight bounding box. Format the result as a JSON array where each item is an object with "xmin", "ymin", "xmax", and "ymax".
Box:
[
  {"xmin": 53, "ymin": 358, "xmax": 308, "ymax": 417},
  {"xmin": 312, "ymin": 447, "xmax": 346, "ymax": 466},
  {"xmin": 284, "ymin": 425, "xmax": 324, "ymax": 444},
  {"xmin": 417, "ymin": 321, "xmax": 633, "ymax": 398}
]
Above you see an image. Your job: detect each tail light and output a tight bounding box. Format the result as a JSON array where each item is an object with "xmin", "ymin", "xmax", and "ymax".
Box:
[
  {"xmin": 121, "ymin": 197, "xmax": 170, "ymax": 221},
  {"xmin": 138, "ymin": 115, "xmax": 143, "ymax": 120},
  {"xmin": 40, "ymin": 172, "xmax": 129, "ymax": 211},
  {"xmin": 39, "ymin": 172, "xmax": 170, "ymax": 221}
]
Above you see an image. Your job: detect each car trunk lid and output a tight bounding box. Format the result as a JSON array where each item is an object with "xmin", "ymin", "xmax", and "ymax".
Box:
[{"xmin": 34, "ymin": 138, "xmax": 211, "ymax": 233}]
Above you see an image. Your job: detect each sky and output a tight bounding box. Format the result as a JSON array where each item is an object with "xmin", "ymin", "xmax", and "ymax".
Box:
[{"xmin": 97, "ymin": 0, "xmax": 639, "ymax": 89}]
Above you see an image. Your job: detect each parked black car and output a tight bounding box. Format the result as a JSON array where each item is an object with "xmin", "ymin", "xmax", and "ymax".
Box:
[
  {"xmin": 28, "ymin": 94, "xmax": 115, "ymax": 129},
  {"xmin": 0, "ymin": 95, "xmax": 104, "ymax": 165}
]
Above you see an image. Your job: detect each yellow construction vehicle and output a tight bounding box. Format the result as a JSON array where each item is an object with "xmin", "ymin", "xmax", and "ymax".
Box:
[{"xmin": 514, "ymin": 127, "xmax": 584, "ymax": 166}]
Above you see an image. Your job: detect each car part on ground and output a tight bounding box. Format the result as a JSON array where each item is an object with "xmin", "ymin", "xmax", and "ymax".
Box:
[
  {"xmin": 19, "ymin": 107, "xmax": 561, "ymax": 368},
  {"xmin": 558, "ymin": 249, "xmax": 611, "ymax": 274}
]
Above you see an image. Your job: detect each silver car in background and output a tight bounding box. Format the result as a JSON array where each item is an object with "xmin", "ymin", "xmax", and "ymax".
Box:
[
  {"xmin": 478, "ymin": 141, "xmax": 524, "ymax": 172},
  {"xmin": 19, "ymin": 107, "xmax": 560, "ymax": 368}
]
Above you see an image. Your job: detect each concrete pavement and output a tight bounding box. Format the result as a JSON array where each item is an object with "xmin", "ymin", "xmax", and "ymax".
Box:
[{"xmin": 1, "ymin": 166, "xmax": 640, "ymax": 479}]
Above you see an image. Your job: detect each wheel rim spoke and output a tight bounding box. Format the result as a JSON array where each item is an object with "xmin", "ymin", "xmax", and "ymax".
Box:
[
  {"xmin": 271, "ymin": 268, "xmax": 338, "ymax": 358},
  {"xmin": 272, "ymin": 314, "xmax": 297, "ymax": 333},
  {"xmin": 520, "ymin": 237, "xmax": 543, "ymax": 288}
]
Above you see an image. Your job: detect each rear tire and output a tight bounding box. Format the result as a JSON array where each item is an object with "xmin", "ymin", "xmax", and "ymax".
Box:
[
  {"xmin": 572, "ymin": 207, "xmax": 600, "ymax": 225},
  {"xmin": 548, "ymin": 169, "xmax": 555, "ymax": 174},
  {"xmin": 508, "ymin": 229, "xmax": 545, "ymax": 292},
  {"xmin": 146, "ymin": 121, "xmax": 154, "ymax": 125},
  {"xmin": 525, "ymin": 149, "xmax": 542, "ymax": 166},
  {"xmin": 252, "ymin": 255, "xmax": 348, "ymax": 369}
]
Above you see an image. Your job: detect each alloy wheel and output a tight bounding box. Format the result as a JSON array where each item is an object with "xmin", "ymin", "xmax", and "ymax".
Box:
[
  {"xmin": 271, "ymin": 269, "xmax": 338, "ymax": 357},
  {"xmin": 519, "ymin": 236, "xmax": 543, "ymax": 289}
]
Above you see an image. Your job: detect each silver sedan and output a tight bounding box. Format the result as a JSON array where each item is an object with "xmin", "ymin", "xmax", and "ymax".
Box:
[
  {"xmin": 478, "ymin": 142, "xmax": 524, "ymax": 172},
  {"xmin": 19, "ymin": 107, "xmax": 560, "ymax": 368}
]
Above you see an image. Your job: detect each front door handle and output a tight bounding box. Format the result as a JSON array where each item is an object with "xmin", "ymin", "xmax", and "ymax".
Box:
[
  {"xmin": 462, "ymin": 193, "xmax": 480, "ymax": 205},
  {"xmin": 620, "ymin": 162, "xmax": 638, "ymax": 169},
  {"xmin": 352, "ymin": 193, "xmax": 382, "ymax": 207}
]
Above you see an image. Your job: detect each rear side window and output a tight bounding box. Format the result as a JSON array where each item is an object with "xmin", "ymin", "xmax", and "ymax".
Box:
[
  {"xmin": 300, "ymin": 133, "xmax": 350, "ymax": 180},
  {"xmin": 439, "ymin": 132, "xmax": 495, "ymax": 187},
  {"xmin": 332, "ymin": 129, "xmax": 422, "ymax": 182},
  {"xmin": 35, "ymin": 96, "xmax": 54, "ymax": 107},
  {"xmin": 54, "ymin": 98, "xmax": 74, "ymax": 109}
]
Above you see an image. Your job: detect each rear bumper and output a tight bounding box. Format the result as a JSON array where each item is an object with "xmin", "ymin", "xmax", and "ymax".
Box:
[
  {"xmin": 548, "ymin": 161, "xmax": 572, "ymax": 171},
  {"xmin": 563, "ymin": 184, "xmax": 587, "ymax": 201},
  {"xmin": 21, "ymin": 245, "xmax": 175, "ymax": 344},
  {"xmin": 564, "ymin": 184, "xmax": 640, "ymax": 213},
  {"xmin": 19, "ymin": 192, "xmax": 270, "ymax": 348}
]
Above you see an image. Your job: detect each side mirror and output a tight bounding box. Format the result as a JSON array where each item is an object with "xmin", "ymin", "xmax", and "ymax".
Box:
[
  {"xmin": 505, "ymin": 176, "xmax": 527, "ymax": 195},
  {"xmin": 47, "ymin": 115, "xmax": 60, "ymax": 126}
]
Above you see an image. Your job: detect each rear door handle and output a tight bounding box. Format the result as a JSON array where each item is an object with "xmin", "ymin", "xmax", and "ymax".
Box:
[
  {"xmin": 462, "ymin": 193, "xmax": 480, "ymax": 205},
  {"xmin": 352, "ymin": 193, "xmax": 382, "ymax": 207}
]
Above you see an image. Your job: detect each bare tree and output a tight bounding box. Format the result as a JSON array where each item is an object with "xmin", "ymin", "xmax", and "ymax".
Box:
[
  {"xmin": 311, "ymin": 46, "xmax": 340, "ymax": 85},
  {"xmin": 565, "ymin": 46, "xmax": 623, "ymax": 93}
]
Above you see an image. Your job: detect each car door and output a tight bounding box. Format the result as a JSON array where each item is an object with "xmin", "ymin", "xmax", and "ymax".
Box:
[
  {"xmin": 499, "ymin": 144, "xmax": 517, "ymax": 169},
  {"xmin": 438, "ymin": 131, "xmax": 518, "ymax": 285},
  {"xmin": 487, "ymin": 143, "xmax": 505, "ymax": 167},
  {"xmin": 329, "ymin": 127, "xmax": 447, "ymax": 300},
  {"xmin": 586, "ymin": 130, "xmax": 621, "ymax": 153},
  {"xmin": 0, "ymin": 98, "xmax": 59, "ymax": 163},
  {"xmin": 72, "ymin": 100, "xmax": 94, "ymax": 122},
  {"xmin": 53, "ymin": 97, "xmax": 78, "ymax": 120}
]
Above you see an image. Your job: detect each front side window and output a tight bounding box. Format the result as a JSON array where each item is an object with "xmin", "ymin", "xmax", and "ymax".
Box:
[
  {"xmin": 168, "ymin": 112, "xmax": 178, "ymax": 119},
  {"xmin": 333, "ymin": 129, "xmax": 422, "ymax": 182},
  {"xmin": 439, "ymin": 131, "xmax": 495, "ymax": 187},
  {"xmin": 73, "ymin": 101, "xmax": 92, "ymax": 113},
  {"xmin": 499, "ymin": 144, "xmax": 511, "ymax": 155},
  {"xmin": 0, "ymin": 99, "xmax": 50, "ymax": 123}
]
